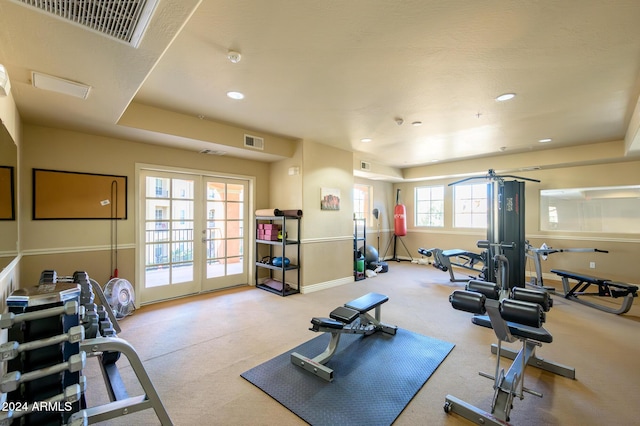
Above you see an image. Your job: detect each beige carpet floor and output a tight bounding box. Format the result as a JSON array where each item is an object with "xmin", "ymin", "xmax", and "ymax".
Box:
[{"xmin": 83, "ymin": 262, "xmax": 640, "ymax": 425}]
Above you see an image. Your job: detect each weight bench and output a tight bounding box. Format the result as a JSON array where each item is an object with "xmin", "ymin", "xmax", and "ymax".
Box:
[
  {"xmin": 290, "ymin": 292, "xmax": 398, "ymax": 382},
  {"xmin": 418, "ymin": 247, "xmax": 486, "ymax": 282},
  {"xmin": 550, "ymin": 269, "xmax": 638, "ymax": 315},
  {"xmin": 444, "ymin": 281, "xmax": 575, "ymax": 425}
]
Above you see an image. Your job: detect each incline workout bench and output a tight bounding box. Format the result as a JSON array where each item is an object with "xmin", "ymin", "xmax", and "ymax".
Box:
[
  {"xmin": 291, "ymin": 292, "xmax": 397, "ymax": 382},
  {"xmin": 551, "ymin": 269, "xmax": 638, "ymax": 315},
  {"xmin": 444, "ymin": 280, "xmax": 575, "ymax": 425}
]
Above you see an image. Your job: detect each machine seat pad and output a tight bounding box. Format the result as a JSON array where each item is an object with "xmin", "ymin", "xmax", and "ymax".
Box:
[
  {"xmin": 311, "ymin": 317, "xmax": 344, "ymax": 329},
  {"xmin": 329, "ymin": 306, "xmax": 359, "ymax": 324},
  {"xmin": 472, "ymin": 315, "xmax": 553, "ymax": 344},
  {"xmin": 442, "ymin": 249, "xmax": 482, "ymax": 260},
  {"xmin": 344, "ymin": 292, "xmax": 389, "ymax": 313}
]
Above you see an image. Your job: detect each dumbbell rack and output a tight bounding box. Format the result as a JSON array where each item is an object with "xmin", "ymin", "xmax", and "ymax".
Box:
[
  {"xmin": 0, "ymin": 271, "xmax": 173, "ymax": 425},
  {"xmin": 1, "ymin": 283, "xmax": 85, "ymax": 425}
]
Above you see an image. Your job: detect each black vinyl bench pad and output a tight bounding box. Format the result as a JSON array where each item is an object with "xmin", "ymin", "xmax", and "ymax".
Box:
[
  {"xmin": 551, "ymin": 269, "xmax": 638, "ymax": 297},
  {"xmin": 310, "ymin": 293, "xmax": 389, "ymax": 330},
  {"xmin": 472, "ymin": 315, "xmax": 553, "ymax": 344},
  {"xmin": 344, "ymin": 292, "xmax": 388, "ymax": 313}
]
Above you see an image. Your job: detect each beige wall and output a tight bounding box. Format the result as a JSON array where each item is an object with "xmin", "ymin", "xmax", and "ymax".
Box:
[
  {"xmin": 394, "ymin": 160, "xmax": 640, "ymax": 284},
  {"xmin": 19, "ymin": 124, "xmax": 272, "ymax": 287},
  {"xmin": 299, "ymin": 141, "xmax": 355, "ymax": 288}
]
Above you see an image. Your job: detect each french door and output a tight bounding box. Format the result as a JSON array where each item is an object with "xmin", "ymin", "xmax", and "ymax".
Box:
[{"xmin": 138, "ymin": 169, "xmax": 249, "ymax": 304}]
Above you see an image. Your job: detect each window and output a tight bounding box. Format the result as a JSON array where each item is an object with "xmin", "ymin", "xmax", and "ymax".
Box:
[
  {"xmin": 454, "ymin": 183, "xmax": 488, "ymax": 228},
  {"xmin": 353, "ymin": 184, "xmax": 372, "ymax": 223},
  {"xmin": 415, "ymin": 185, "xmax": 444, "ymax": 227}
]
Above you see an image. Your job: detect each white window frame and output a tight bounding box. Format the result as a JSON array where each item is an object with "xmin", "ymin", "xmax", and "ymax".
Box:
[
  {"xmin": 453, "ymin": 183, "xmax": 488, "ymax": 229},
  {"xmin": 353, "ymin": 184, "xmax": 373, "ymax": 224},
  {"xmin": 414, "ymin": 185, "xmax": 444, "ymax": 227}
]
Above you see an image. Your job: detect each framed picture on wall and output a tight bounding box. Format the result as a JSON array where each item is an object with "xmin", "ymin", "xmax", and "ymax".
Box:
[{"xmin": 321, "ymin": 187, "xmax": 340, "ymax": 210}]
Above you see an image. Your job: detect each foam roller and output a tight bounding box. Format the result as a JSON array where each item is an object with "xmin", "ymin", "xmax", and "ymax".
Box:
[
  {"xmin": 466, "ymin": 280, "xmax": 500, "ymax": 300},
  {"xmin": 449, "ymin": 290, "xmax": 486, "ymax": 314},
  {"xmin": 500, "ymin": 299, "xmax": 545, "ymax": 328},
  {"xmin": 510, "ymin": 287, "xmax": 553, "ymax": 311}
]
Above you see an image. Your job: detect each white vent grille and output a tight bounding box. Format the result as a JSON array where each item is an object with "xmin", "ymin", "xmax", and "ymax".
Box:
[
  {"xmin": 360, "ymin": 161, "xmax": 371, "ymax": 171},
  {"xmin": 244, "ymin": 134, "xmax": 264, "ymax": 150},
  {"xmin": 199, "ymin": 149, "xmax": 226, "ymax": 156},
  {"xmin": 13, "ymin": 0, "xmax": 158, "ymax": 47}
]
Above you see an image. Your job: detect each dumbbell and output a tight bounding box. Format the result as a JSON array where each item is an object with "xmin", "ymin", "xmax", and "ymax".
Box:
[
  {"xmin": 39, "ymin": 270, "xmax": 58, "ymax": 285},
  {"xmin": 0, "ymin": 382, "xmax": 84, "ymax": 423},
  {"xmin": 0, "ymin": 301, "xmax": 79, "ymax": 329},
  {"xmin": 0, "ymin": 352, "xmax": 86, "ymax": 393},
  {"xmin": 0, "ymin": 325, "xmax": 84, "ymax": 361}
]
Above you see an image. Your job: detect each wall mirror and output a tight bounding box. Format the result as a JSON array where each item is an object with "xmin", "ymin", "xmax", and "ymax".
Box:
[
  {"xmin": 0, "ymin": 121, "xmax": 17, "ymax": 270},
  {"xmin": 540, "ymin": 185, "xmax": 640, "ymax": 233}
]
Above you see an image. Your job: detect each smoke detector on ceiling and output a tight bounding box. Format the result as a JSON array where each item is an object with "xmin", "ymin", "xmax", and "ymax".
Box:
[{"xmin": 227, "ymin": 51, "xmax": 242, "ymax": 63}]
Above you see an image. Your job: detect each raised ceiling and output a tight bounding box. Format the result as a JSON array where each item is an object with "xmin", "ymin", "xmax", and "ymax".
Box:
[{"xmin": 1, "ymin": 0, "xmax": 640, "ymax": 176}]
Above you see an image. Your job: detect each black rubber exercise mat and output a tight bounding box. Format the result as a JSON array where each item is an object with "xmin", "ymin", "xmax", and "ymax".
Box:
[{"xmin": 241, "ymin": 328, "xmax": 455, "ymax": 426}]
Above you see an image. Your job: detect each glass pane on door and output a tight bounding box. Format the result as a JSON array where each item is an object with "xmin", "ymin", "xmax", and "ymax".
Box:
[
  {"xmin": 144, "ymin": 176, "xmax": 195, "ymax": 288},
  {"xmin": 203, "ymin": 180, "xmax": 247, "ymax": 287}
]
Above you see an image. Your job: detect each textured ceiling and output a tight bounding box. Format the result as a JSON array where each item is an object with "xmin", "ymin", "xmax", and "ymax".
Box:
[{"xmin": 1, "ymin": 0, "xmax": 640, "ymax": 176}]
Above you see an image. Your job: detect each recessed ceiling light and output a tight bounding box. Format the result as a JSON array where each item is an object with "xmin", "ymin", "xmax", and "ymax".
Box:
[
  {"xmin": 227, "ymin": 91, "xmax": 245, "ymax": 100},
  {"xmin": 495, "ymin": 93, "xmax": 516, "ymax": 102},
  {"xmin": 360, "ymin": 138, "xmax": 372, "ymax": 143},
  {"xmin": 411, "ymin": 121, "xmax": 422, "ymax": 126},
  {"xmin": 538, "ymin": 138, "xmax": 552, "ymax": 143}
]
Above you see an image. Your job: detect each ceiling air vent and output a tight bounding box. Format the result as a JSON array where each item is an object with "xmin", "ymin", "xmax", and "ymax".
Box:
[
  {"xmin": 13, "ymin": 0, "xmax": 159, "ymax": 47},
  {"xmin": 244, "ymin": 134, "xmax": 264, "ymax": 150},
  {"xmin": 199, "ymin": 149, "xmax": 226, "ymax": 156},
  {"xmin": 360, "ymin": 161, "xmax": 371, "ymax": 171}
]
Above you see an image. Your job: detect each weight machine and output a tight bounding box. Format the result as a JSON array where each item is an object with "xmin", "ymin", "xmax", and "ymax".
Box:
[
  {"xmin": 449, "ymin": 169, "xmax": 540, "ymax": 289},
  {"xmin": 444, "ymin": 242, "xmax": 574, "ymax": 425}
]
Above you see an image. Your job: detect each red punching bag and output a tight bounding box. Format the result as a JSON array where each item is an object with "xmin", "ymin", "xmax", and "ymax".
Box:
[{"xmin": 394, "ymin": 189, "xmax": 407, "ymax": 237}]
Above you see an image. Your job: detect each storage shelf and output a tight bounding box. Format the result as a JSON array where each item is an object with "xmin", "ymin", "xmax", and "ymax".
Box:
[
  {"xmin": 255, "ymin": 215, "xmax": 301, "ymax": 296},
  {"xmin": 354, "ymin": 218, "xmax": 366, "ymax": 281},
  {"xmin": 256, "ymin": 239, "xmax": 299, "ymax": 246},
  {"xmin": 255, "ymin": 262, "xmax": 299, "ymax": 271},
  {"xmin": 256, "ymin": 281, "xmax": 299, "ymax": 297}
]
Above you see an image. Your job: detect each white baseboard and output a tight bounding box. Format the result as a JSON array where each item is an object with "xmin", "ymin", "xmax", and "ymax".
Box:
[{"xmin": 301, "ymin": 276, "xmax": 354, "ymax": 294}]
